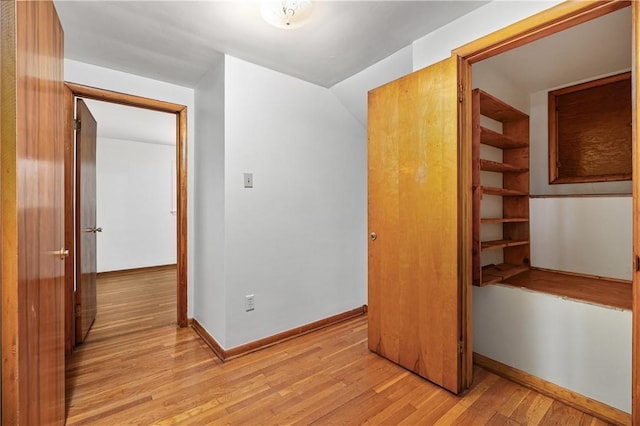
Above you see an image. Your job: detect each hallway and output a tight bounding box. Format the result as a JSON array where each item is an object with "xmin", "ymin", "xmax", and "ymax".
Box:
[{"xmin": 64, "ymin": 270, "xmax": 608, "ymax": 425}]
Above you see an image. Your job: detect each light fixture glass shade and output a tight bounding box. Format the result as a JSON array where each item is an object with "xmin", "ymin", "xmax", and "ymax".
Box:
[{"xmin": 261, "ymin": 0, "xmax": 313, "ymax": 30}]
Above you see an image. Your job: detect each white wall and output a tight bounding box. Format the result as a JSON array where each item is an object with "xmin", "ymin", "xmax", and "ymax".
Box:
[
  {"xmin": 330, "ymin": 45, "xmax": 413, "ymax": 127},
  {"xmin": 412, "ymin": 1, "xmax": 632, "ymax": 412},
  {"xmin": 412, "ymin": 1, "xmax": 563, "ymax": 72},
  {"xmin": 194, "ymin": 57, "xmax": 227, "ymax": 346},
  {"xmin": 531, "ymin": 197, "xmax": 632, "ymax": 281},
  {"xmin": 474, "ymin": 285, "xmax": 631, "ymax": 412},
  {"xmin": 222, "ymin": 56, "xmax": 367, "ymax": 348},
  {"xmin": 96, "ymin": 137, "xmax": 176, "ymax": 272},
  {"xmin": 65, "ymin": 59, "xmax": 196, "ymax": 315}
]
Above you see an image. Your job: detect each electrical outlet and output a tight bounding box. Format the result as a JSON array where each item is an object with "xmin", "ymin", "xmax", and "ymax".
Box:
[{"xmin": 245, "ymin": 294, "xmax": 255, "ymax": 312}]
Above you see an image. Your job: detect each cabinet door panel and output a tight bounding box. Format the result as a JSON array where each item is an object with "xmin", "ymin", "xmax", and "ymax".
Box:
[{"xmin": 368, "ymin": 55, "xmax": 464, "ymax": 393}]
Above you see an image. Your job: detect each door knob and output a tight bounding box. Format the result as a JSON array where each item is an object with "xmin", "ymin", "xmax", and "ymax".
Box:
[
  {"xmin": 83, "ymin": 227, "xmax": 103, "ymax": 233},
  {"xmin": 52, "ymin": 248, "xmax": 69, "ymax": 260},
  {"xmin": 371, "ymin": 232, "xmax": 377, "ymax": 241}
]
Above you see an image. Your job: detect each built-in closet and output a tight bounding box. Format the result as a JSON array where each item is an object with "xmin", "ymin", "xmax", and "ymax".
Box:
[
  {"xmin": 471, "ymin": 4, "xmax": 632, "ymax": 416},
  {"xmin": 368, "ymin": 2, "xmax": 634, "ymax": 420}
]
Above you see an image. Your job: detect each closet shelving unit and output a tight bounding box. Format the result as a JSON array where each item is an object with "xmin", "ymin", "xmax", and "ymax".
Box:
[{"xmin": 472, "ymin": 89, "xmax": 531, "ymax": 286}]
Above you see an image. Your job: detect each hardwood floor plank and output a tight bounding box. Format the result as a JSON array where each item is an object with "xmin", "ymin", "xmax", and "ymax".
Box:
[{"xmin": 65, "ymin": 268, "xmax": 619, "ymax": 425}]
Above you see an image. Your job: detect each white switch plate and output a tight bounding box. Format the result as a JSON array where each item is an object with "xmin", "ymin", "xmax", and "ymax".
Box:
[
  {"xmin": 244, "ymin": 173, "xmax": 253, "ymax": 188},
  {"xmin": 245, "ymin": 294, "xmax": 255, "ymax": 311}
]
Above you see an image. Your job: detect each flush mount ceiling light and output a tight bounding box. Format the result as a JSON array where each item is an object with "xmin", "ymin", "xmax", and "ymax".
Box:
[{"xmin": 261, "ymin": 0, "xmax": 313, "ymax": 30}]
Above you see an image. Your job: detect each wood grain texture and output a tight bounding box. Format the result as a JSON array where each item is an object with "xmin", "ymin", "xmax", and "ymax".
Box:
[
  {"xmin": 64, "ymin": 274, "xmax": 616, "ymax": 426},
  {"xmin": 75, "ymin": 99, "xmax": 98, "ymax": 344},
  {"xmin": 475, "ymin": 353, "xmax": 631, "ymax": 426},
  {"xmin": 500, "ymin": 268, "xmax": 632, "ymax": 311},
  {"xmin": 64, "ymin": 85, "xmax": 76, "ymax": 355},
  {"xmin": 550, "ymin": 72, "xmax": 632, "ymax": 184},
  {"xmin": 473, "ymin": 88, "xmax": 530, "ymax": 287},
  {"xmin": 1, "ymin": 0, "xmax": 66, "ymax": 423},
  {"xmin": 96, "ymin": 263, "xmax": 176, "ymax": 279},
  {"xmin": 368, "ymin": 55, "xmax": 464, "ymax": 393},
  {"xmin": 176, "ymin": 108, "xmax": 188, "ymax": 327},
  {"xmin": 64, "ymin": 83, "xmax": 189, "ymax": 336},
  {"xmin": 194, "ymin": 306, "xmax": 367, "ymax": 362},
  {"xmin": 632, "ymin": 3, "xmax": 640, "ymax": 424},
  {"xmin": 83, "ymin": 267, "xmax": 176, "ymax": 342}
]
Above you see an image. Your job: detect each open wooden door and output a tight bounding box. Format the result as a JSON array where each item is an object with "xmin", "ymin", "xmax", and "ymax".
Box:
[
  {"xmin": 1, "ymin": 0, "xmax": 66, "ymax": 423},
  {"xmin": 368, "ymin": 55, "xmax": 470, "ymax": 394},
  {"xmin": 75, "ymin": 99, "xmax": 99, "ymax": 343}
]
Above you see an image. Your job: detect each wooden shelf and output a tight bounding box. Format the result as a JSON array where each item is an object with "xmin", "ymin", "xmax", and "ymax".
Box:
[
  {"xmin": 481, "ymin": 263, "xmax": 529, "ymax": 286},
  {"xmin": 481, "ymin": 239, "xmax": 530, "ymax": 251},
  {"xmin": 472, "ymin": 88, "xmax": 530, "ymax": 288},
  {"xmin": 480, "ymin": 159, "xmax": 528, "ymax": 174},
  {"xmin": 477, "ymin": 90, "xmax": 528, "ymax": 122},
  {"xmin": 480, "ymin": 127, "xmax": 528, "ymax": 149},
  {"xmin": 481, "ymin": 217, "xmax": 529, "ymax": 224},
  {"xmin": 481, "ymin": 186, "xmax": 528, "ymax": 197}
]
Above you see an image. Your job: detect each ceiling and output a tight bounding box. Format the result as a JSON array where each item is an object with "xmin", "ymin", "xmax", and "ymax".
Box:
[
  {"xmin": 53, "ymin": 1, "xmax": 487, "ymax": 88},
  {"xmin": 478, "ymin": 6, "xmax": 631, "ymax": 94}
]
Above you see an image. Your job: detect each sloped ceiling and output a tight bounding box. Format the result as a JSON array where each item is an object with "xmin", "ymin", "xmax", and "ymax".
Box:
[
  {"xmin": 478, "ymin": 6, "xmax": 631, "ymax": 94},
  {"xmin": 53, "ymin": 1, "xmax": 487, "ymax": 88}
]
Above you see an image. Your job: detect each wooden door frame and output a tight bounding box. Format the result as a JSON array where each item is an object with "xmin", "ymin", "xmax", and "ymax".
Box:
[
  {"xmin": 450, "ymin": 0, "xmax": 635, "ymax": 422},
  {"xmin": 64, "ymin": 82, "xmax": 189, "ymax": 352}
]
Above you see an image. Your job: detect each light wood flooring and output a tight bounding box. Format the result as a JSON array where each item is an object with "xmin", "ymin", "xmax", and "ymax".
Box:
[{"xmin": 65, "ymin": 269, "xmax": 612, "ymax": 425}]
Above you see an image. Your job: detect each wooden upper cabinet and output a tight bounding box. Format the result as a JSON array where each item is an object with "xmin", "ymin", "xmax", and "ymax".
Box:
[
  {"xmin": 368, "ymin": 55, "xmax": 470, "ymax": 394},
  {"xmin": 549, "ymin": 71, "xmax": 632, "ymax": 184}
]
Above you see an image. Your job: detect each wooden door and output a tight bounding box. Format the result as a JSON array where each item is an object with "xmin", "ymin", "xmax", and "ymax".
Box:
[
  {"xmin": 1, "ymin": 0, "xmax": 66, "ymax": 423},
  {"xmin": 368, "ymin": 55, "xmax": 467, "ymax": 394},
  {"xmin": 75, "ymin": 99, "xmax": 98, "ymax": 343}
]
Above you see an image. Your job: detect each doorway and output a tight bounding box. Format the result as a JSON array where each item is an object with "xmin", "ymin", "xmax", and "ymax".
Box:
[
  {"xmin": 64, "ymin": 83, "xmax": 189, "ymax": 354},
  {"xmin": 451, "ymin": 0, "xmax": 635, "ymax": 423}
]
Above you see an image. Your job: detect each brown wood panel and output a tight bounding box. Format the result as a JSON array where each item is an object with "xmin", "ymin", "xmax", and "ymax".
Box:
[
  {"xmin": 550, "ymin": 72, "xmax": 632, "ymax": 184},
  {"xmin": 472, "ymin": 90, "xmax": 482, "ymax": 287},
  {"xmin": 176, "ymin": 108, "xmax": 188, "ymax": 327},
  {"xmin": 368, "ymin": 55, "xmax": 464, "ymax": 394},
  {"xmin": 1, "ymin": 0, "xmax": 65, "ymax": 423},
  {"xmin": 63, "ymin": 283, "xmax": 615, "ymax": 426},
  {"xmin": 503, "ymin": 118, "xmax": 530, "ymax": 268},
  {"xmin": 75, "ymin": 99, "xmax": 98, "ymax": 343},
  {"xmin": 501, "ymin": 268, "xmax": 632, "ymax": 311},
  {"xmin": 64, "ymin": 86, "xmax": 75, "ymax": 355}
]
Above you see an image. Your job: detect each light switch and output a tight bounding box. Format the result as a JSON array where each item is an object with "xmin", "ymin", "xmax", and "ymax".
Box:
[{"xmin": 244, "ymin": 173, "xmax": 253, "ymax": 188}]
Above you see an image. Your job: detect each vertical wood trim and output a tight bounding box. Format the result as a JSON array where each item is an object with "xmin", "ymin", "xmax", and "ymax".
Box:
[
  {"xmin": 458, "ymin": 57, "xmax": 474, "ymax": 389},
  {"xmin": 63, "ymin": 83, "xmax": 189, "ymax": 336},
  {"xmin": 1, "ymin": 2, "xmax": 19, "ymax": 423},
  {"xmin": 548, "ymin": 91, "xmax": 559, "ymax": 183},
  {"xmin": 177, "ymin": 107, "xmax": 188, "ymax": 327},
  {"xmin": 632, "ymin": 2, "xmax": 639, "ymax": 423},
  {"xmin": 64, "ymin": 86, "xmax": 75, "ymax": 355}
]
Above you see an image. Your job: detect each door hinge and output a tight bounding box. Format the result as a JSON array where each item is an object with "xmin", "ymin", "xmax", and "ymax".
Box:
[
  {"xmin": 75, "ymin": 304, "xmax": 81, "ymax": 317},
  {"xmin": 458, "ymin": 84, "xmax": 464, "ymax": 103},
  {"xmin": 636, "ymin": 255, "xmax": 640, "ymax": 272},
  {"xmin": 458, "ymin": 340, "xmax": 464, "ymax": 354},
  {"xmin": 74, "ymin": 118, "xmax": 81, "ymax": 131}
]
